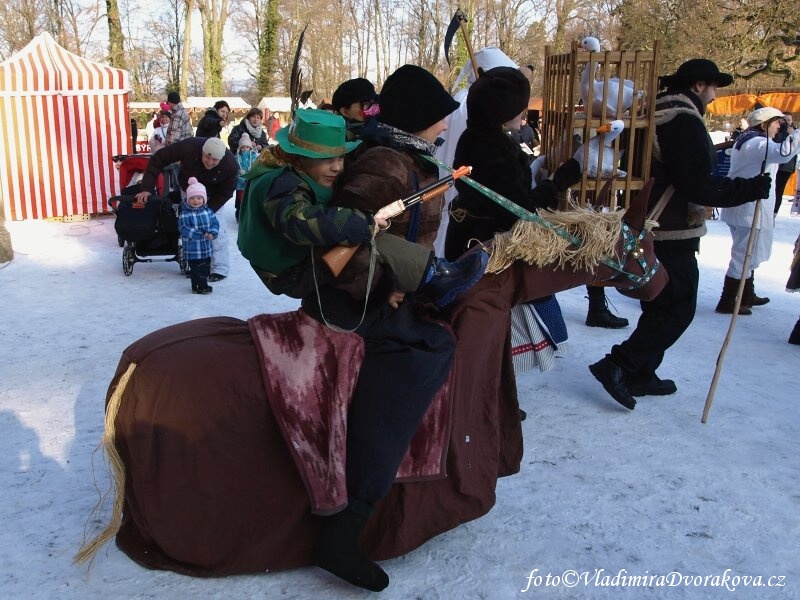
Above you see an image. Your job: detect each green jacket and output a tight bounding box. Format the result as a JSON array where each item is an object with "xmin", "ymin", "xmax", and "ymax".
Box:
[{"xmin": 237, "ymin": 163, "xmax": 373, "ymax": 274}]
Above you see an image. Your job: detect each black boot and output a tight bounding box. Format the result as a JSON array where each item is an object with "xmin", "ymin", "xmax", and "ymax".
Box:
[
  {"xmin": 585, "ymin": 286, "xmax": 629, "ymax": 328},
  {"xmin": 311, "ymin": 501, "xmax": 389, "ymax": 592},
  {"xmin": 715, "ymin": 276, "xmax": 751, "ymax": 315},
  {"xmin": 626, "ymin": 373, "xmax": 677, "ymax": 396},
  {"xmin": 743, "ymin": 275, "xmax": 770, "ymax": 306},
  {"xmin": 588, "ymin": 355, "xmax": 636, "ymax": 410},
  {"xmin": 421, "ymin": 250, "xmax": 488, "ymax": 308},
  {"xmin": 789, "ymin": 318, "xmax": 800, "ymax": 345}
]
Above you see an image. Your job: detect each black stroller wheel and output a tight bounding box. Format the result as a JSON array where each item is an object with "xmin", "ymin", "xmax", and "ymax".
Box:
[{"xmin": 122, "ymin": 246, "xmax": 135, "ymax": 276}]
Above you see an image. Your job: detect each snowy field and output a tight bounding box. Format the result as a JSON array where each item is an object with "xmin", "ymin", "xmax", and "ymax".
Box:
[{"xmin": 1, "ymin": 199, "xmax": 798, "ymax": 599}]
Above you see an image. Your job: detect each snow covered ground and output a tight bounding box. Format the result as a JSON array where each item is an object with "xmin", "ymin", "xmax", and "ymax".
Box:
[{"xmin": 1, "ymin": 199, "xmax": 798, "ymax": 599}]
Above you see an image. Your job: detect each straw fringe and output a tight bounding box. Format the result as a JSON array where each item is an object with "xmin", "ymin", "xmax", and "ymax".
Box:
[
  {"xmin": 73, "ymin": 362, "xmax": 136, "ymax": 566},
  {"xmin": 486, "ymin": 209, "xmax": 626, "ymax": 274}
]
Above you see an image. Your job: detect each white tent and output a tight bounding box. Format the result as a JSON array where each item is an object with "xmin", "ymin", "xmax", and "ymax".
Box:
[{"xmin": 257, "ymin": 97, "xmax": 292, "ymax": 113}]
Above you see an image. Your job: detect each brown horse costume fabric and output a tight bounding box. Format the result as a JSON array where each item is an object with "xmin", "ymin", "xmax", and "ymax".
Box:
[
  {"xmin": 248, "ymin": 310, "xmax": 454, "ymax": 515},
  {"xmin": 103, "ymin": 195, "xmax": 665, "ymax": 577}
]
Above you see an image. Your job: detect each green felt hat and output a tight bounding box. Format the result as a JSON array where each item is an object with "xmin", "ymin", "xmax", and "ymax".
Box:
[{"xmin": 274, "ymin": 109, "xmax": 361, "ymax": 158}]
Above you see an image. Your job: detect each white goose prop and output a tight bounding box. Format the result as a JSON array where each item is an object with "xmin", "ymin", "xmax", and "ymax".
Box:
[
  {"xmin": 579, "ymin": 37, "xmax": 642, "ymax": 118},
  {"xmin": 573, "ymin": 120, "xmax": 627, "ymax": 178}
]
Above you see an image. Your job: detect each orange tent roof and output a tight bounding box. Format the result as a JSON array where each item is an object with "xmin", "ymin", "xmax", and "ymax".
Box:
[{"xmin": 707, "ymin": 92, "xmax": 800, "ymax": 116}]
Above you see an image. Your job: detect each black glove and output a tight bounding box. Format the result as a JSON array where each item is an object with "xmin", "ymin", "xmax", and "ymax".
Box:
[
  {"xmin": 748, "ymin": 173, "xmax": 772, "ymax": 199},
  {"xmin": 531, "ymin": 179, "xmax": 560, "ymax": 211},
  {"xmin": 551, "ymin": 158, "xmax": 582, "ymax": 191}
]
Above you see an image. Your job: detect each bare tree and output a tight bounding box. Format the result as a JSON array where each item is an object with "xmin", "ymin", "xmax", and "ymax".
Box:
[
  {"xmin": 180, "ymin": 0, "xmax": 195, "ymax": 99},
  {"xmin": 196, "ymin": 0, "xmax": 230, "ymax": 95},
  {"xmin": 106, "ymin": 0, "xmax": 126, "ymax": 68}
]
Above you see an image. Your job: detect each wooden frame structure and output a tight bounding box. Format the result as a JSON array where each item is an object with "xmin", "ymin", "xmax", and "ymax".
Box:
[{"xmin": 542, "ymin": 41, "xmax": 661, "ymax": 209}]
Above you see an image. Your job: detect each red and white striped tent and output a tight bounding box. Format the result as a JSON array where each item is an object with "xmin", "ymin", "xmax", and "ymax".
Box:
[{"xmin": 0, "ymin": 33, "xmax": 131, "ymax": 220}]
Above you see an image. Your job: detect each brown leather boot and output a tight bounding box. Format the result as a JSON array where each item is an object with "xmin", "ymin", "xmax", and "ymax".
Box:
[
  {"xmin": 743, "ymin": 275, "xmax": 770, "ymax": 306},
  {"xmin": 715, "ymin": 276, "xmax": 752, "ymax": 315}
]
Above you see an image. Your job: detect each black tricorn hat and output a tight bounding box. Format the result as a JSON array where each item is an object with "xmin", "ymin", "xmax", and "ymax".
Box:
[{"xmin": 659, "ymin": 59, "xmax": 733, "ymax": 90}]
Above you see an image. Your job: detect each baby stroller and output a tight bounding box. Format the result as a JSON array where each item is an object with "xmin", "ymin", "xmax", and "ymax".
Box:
[
  {"xmin": 110, "ymin": 154, "xmax": 180, "ymax": 246},
  {"xmin": 109, "ymin": 155, "xmax": 185, "ymax": 276},
  {"xmin": 110, "ymin": 196, "xmax": 187, "ymax": 276}
]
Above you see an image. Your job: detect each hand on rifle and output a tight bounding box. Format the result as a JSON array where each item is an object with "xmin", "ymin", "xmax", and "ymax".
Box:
[
  {"xmin": 387, "ymin": 290, "xmax": 405, "ymax": 309},
  {"xmin": 372, "ymin": 215, "xmax": 390, "ymax": 237}
]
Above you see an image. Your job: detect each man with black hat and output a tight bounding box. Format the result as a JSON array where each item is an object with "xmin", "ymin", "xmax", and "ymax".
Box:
[
  {"xmin": 588, "ymin": 58, "xmax": 774, "ymax": 411},
  {"xmin": 331, "ymin": 78, "xmax": 380, "ymax": 138},
  {"xmin": 164, "ymin": 91, "xmax": 193, "ymax": 145}
]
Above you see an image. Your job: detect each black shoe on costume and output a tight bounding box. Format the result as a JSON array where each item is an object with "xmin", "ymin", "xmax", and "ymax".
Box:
[
  {"xmin": 789, "ymin": 318, "xmax": 800, "ymax": 345},
  {"xmin": 588, "ymin": 355, "xmax": 636, "ymax": 410},
  {"xmin": 585, "ymin": 288, "xmax": 628, "ymax": 328},
  {"xmin": 626, "ymin": 374, "xmax": 677, "ymax": 397},
  {"xmin": 192, "ymin": 285, "xmax": 213, "ymax": 295},
  {"xmin": 311, "ymin": 505, "xmax": 389, "ymax": 592},
  {"xmin": 422, "ymin": 251, "xmax": 488, "ymax": 308},
  {"xmin": 208, "ymin": 273, "xmax": 226, "ymax": 282},
  {"xmin": 586, "ymin": 307, "xmax": 629, "ymax": 329}
]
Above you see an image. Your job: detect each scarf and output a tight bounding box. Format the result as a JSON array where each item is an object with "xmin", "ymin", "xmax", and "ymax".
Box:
[
  {"xmin": 245, "ymin": 119, "xmax": 265, "ymax": 141},
  {"xmin": 734, "ymin": 127, "xmax": 766, "ymax": 151}
]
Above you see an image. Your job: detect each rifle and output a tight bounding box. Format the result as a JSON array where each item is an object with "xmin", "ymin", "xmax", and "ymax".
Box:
[{"xmin": 321, "ymin": 165, "xmax": 472, "ymax": 277}]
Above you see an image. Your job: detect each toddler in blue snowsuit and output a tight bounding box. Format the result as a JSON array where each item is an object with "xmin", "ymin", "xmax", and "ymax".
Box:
[{"xmin": 178, "ymin": 177, "xmax": 220, "ymax": 294}]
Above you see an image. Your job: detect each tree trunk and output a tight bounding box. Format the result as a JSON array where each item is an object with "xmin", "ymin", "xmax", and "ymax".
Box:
[
  {"xmin": 106, "ymin": 0, "xmax": 126, "ymax": 69},
  {"xmin": 181, "ymin": 0, "xmax": 195, "ymax": 99},
  {"xmin": 256, "ymin": 0, "xmax": 280, "ymax": 96},
  {"xmin": 198, "ymin": 0, "xmax": 229, "ymax": 96}
]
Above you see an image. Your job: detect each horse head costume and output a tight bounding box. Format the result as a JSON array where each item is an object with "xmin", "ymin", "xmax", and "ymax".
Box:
[{"xmin": 76, "ymin": 176, "xmax": 665, "ymax": 577}]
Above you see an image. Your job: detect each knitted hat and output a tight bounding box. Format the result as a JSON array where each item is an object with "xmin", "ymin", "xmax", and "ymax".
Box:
[
  {"xmin": 274, "ymin": 109, "xmax": 362, "ymax": 159},
  {"xmin": 160, "ymin": 101, "xmax": 172, "ymax": 113},
  {"xmin": 186, "ymin": 177, "xmax": 207, "ymax": 203},
  {"xmin": 331, "ymin": 78, "xmax": 379, "ymax": 111},
  {"xmin": 378, "ymin": 65, "xmax": 459, "ymax": 134},
  {"xmin": 467, "ymin": 66, "xmax": 530, "ymax": 127},
  {"xmin": 746, "ymin": 107, "xmax": 784, "ymax": 127},
  {"xmin": 238, "ymin": 133, "xmax": 253, "ymax": 149},
  {"xmin": 659, "ymin": 59, "xmax": 733, "ymax": 90},
  {"xmin": 202, "ymin": 137, "xmax": 227, "ymax": 160},
  {"xmin": 167, "ymin": 91, "xmax": 181, "ymax": 104}
]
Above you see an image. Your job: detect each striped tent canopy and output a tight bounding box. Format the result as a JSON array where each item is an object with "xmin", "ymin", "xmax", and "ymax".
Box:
[{"xmin": 0, "ymin": 33, "xmax": 131, "ymax": 220}]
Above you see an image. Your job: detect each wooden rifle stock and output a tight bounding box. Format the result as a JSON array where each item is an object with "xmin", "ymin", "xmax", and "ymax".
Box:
[{"xmin": 321, "ymin": 166, "xmax": 472, "ymax": 277}]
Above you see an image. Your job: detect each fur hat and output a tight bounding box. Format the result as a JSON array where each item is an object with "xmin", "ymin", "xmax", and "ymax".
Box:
[
  {"xmin": 202, "ymin": 137, "xmax": 227, "ymax": 160},
  {"xmin": 186, "ymin": 177, "xmax": 207, "ymax": 203},
  {"xmin": 378, "ymin": 65, "xmax": 459, "ymax": 134},
  {"xmin": 467, "ymin": 66, "xmax": 530, "ymax": 127},
  {"xmin": 238, "ymin": 133, "xmax": 253, "ymax": 149},
  {"xmin": 167, "ymin": 91, "xmax": 181, "ymax": 105},
  {"xmin": 331, "ymin": 78, "xmax": 379, "ymax": 111},
  {"xmin": 659, "ymin": 59, "xmax": 733, "ymax": 90},
  {"xmin": 746, "ymin": 107, "xmax": 784, "ymax": 127},
  {"xmin": 274, "ymin": 109, "xmax": 361, "ymax": 159}
]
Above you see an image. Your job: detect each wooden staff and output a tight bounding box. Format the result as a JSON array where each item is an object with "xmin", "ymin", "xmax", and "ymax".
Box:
[
  {"xmin": 456, "ymin": 9, "xmax": 480, "ymax": 81},
  {"xmin": 702, "ymin": 147, "xmax": 770, "ymax": 423}
]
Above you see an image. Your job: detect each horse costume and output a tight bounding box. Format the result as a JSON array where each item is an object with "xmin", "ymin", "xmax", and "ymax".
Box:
[{"xmin": 77, "ymin": 180, "xmax": 666, "ymax": 577}]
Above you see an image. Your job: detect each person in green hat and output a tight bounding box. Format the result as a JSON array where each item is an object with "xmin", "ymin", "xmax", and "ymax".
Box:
[
  {"xmin": 238, "ymin": 108, "xmax": 483, "ymax": 592},
  {"xmin": 238, "ymin": 108, "xmax": 486, "ymax": 305}
]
